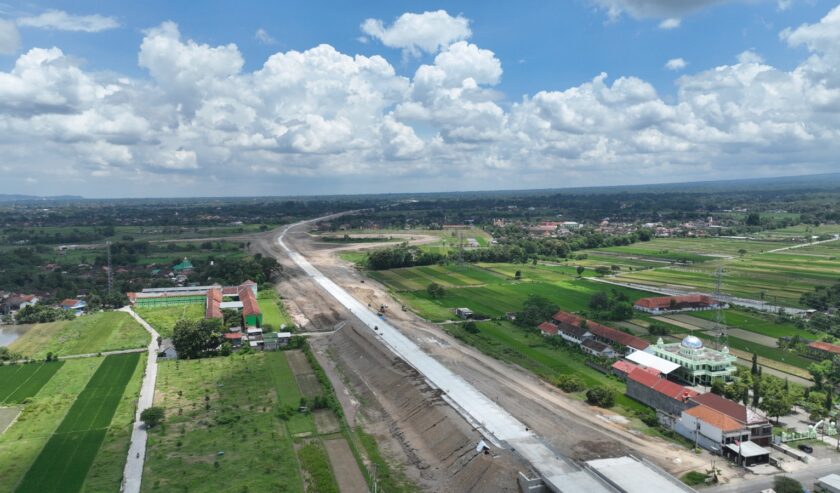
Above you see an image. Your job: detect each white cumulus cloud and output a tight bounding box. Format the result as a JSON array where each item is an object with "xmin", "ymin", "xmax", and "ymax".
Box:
[
  {"xmin": 659, "ymin": 18, "xmax": 681, "ymax": 29},
  {"xmin": 1, "ymin": 7, "xmax": 840, "ymax": 196},
  {"xmin": 17, "ymin": 10, "xmax": 119, "ymax": 32},
  {"xmin": 0, "ymin": 18, "xmax": 19, "ymax": 54},
  {"xmin": 592, "ymin": 0, "xmax": 725, "ymax": 21},
  {"xmin": 361, "ymin": 10, "xmax": 471, "ymax": 56},
  {"xmin": 665, "ymin": 57, "xmax": 687, "ymax": 70}
]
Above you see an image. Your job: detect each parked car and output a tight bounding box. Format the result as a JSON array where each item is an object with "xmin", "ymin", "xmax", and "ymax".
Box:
[{"xmin": 798, "ymin": 444, "xmax": 814, "ymax": 454}]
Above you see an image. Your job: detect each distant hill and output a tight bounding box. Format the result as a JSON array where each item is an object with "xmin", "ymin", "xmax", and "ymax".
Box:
[{"xmin": 0, "ymin": 194, "xmax": 84, "ymax": 202}]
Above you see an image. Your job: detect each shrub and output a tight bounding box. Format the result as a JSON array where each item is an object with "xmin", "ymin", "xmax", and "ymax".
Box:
[
  {"xmin": 555, "ymin": 375, "xmax": 585, "ymax": 393},
  {"xmin": 464, "ymin": 321, "xmax": 479, "ymax": 334},
  {"xmin": 141, "ymin": 406, "xmax": 165, "ymax": 428},
  {"xmin": 585, "ymin": 386, "xmax": 615, "ymax": 408}
]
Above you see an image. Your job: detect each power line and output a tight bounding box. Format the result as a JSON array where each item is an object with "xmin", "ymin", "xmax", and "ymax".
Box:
[
  {"xmin": 106, "ymin": 241, "xmax": 113, "ymax": 295},
  {"xmin": 714, "ymin": 266, "xmax": 726, "ymax": 349}
]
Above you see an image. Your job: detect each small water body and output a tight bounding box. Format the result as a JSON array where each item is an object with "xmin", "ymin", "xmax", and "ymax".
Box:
[{"xmin": 0, "ymin": 325, "xmax": 31, "ymax": 347}]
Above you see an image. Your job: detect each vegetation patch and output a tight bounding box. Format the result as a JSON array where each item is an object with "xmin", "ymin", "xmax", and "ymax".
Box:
[
  {"xmin": 15, "ymin": 353, "xmax": 140, "ymax": 493},
  {"xmin": 9, "ymin": 312, "xmax": 148, "ymax": 359},
  {"xmin": 134, "ymin": 304, "xmax": 204, "ymax": 339},
  {"xmin": 0, "ymin": 361, "xmax": 64, "ymax": 404}
]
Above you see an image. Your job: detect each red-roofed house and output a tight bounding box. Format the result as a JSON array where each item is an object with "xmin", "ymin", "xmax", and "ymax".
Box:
[
  {"xmin": 538, "ymin": 321, "xmax": 558, "ymax": 336},
  {"xmin": 581, "ymin": 339, "xmax": 617, "ymax": 358},
  {"xmin": 634, "ymin": 295, "xmax": 725, "ymax": 315},
  {"xmin": 239, "ymin": 285, "xmax": 262, "ymax": 327},
  {"xmin": 60, "ymin": 298, "xmax": 86, "ymax": 316},
  {"xmin": 206, "ymin": 288, "xmax": 223, "ymax": 319},
  {"xmin": 808, "ymin": 341, "xmax": 840, "ymax": 360},
  {"xmin": 626, "ymin": 368, "xmax": 698, "ymax": 417},
  {"xmin": 611, "ymin": 360, "xmax": 660, "ymax": 380},
  {"xmin": 690, "ymin": 392, "xmax": 772, "ymax": 445},
  {"xmin": 550, "ymin": 311, "xmax": 648, "ymax": 352}
]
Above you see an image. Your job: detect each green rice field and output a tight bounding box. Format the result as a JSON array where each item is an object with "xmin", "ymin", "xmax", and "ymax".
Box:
[
  {"xmin": 0, "ymin": 362, "xmax": 64, "ymax": 404},
  {"xmin": 370, "ymin": 262, "xmax": 652, "ymax": 322},
  {"xmin": 690, "ymin": 309, "xmax": 815, "ymax": 339},
  {"xmin": 15, "ymin": 352, "xmax": 140, "ymax": 493}
]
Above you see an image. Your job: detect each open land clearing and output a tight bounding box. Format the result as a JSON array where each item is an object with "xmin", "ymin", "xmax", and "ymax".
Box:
[
  {"xmin": 142, "ymin": 349, "xmax": 369, "ymax": 493},
  {"xmin": 8, "ymin": 312, "xmax": 149, "ymax": 359},
  {"xmin": 257, "ymin": 289, "xmax": 294, "ymax": 327},
  {"xmin": 133, "ymin": 304, "xmax": 204, "ymax": 338},
  {"xmin": 252, "ymin": 223, "xmax": 722, "ymax": 491}
]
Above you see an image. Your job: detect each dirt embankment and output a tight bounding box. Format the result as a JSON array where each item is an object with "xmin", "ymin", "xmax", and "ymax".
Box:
[{"xmin": 251, "ymin": 230, "xmax": 526, "ymax": 492}]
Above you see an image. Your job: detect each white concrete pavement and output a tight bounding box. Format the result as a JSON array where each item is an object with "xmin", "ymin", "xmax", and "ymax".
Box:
[
  {"xmin": 277, "ymin": 219, "xmax": 664, "ymax": 493},
  {"xmin": 119, "ymin": 306, "xmax": 160, "ymax": 493}
]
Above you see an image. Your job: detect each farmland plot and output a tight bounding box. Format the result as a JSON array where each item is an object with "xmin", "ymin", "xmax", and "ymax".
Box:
[
  {"xmin": 15, "ymin": 352, "xmax": 140, "ymax": 493},
  {"xmin": 0, "ymin": 362, "xmax": 64, "ymax": 404}
]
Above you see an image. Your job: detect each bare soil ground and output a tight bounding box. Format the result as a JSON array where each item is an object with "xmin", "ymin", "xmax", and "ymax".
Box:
[
  {"xmin": 313, "ymin": 410, "xmax": 340, "ymax": 434},
  {"xmin": 323, "ymin": 439, "xmax": 369, "ymax": 493},
  {"xmin": 251, "ymin": 225, "xmax": 732, "ymax": 489}
]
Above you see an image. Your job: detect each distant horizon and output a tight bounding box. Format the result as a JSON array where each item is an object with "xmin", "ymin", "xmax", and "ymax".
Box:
[
  {"xmin": 1, "ymin": 1, "xmax": 839, "ymax": 197},
  {"xmin": 4, "ymin": 169, "xmax": 839, "ymax": 201}
]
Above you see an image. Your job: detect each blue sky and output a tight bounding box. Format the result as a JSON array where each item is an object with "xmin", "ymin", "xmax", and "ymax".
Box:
[{"xmin": 1, "ymin": 1, "xmax": 839, "ymax": 197}]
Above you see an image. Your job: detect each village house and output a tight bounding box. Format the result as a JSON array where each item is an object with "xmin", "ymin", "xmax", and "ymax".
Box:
[
  {"xmin": 807, "ymin": 341, "xmax": 840, "ymax": 361},
  {"xmin": 625, "ymin": 368, "xmax": 698, "ymax": 418},
  {"xmin": 59, "ymin": 298, "xmax": 87, "ymax": 316},
  {"xmin": 690, "ymin": 392, "xmax": 772, "ymax": 446},
  {"xmin": 634, "ymin": 295, "xmax": 726, "ymax": 315},
  {"xmin": 581, "ymin": 339, "xmax": 617, "ymax": 358}
]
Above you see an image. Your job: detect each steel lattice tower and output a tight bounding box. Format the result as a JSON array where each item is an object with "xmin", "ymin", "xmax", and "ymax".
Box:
[{"xmin": 714, "ymin": 266, "xmax": 726, "ymax": 348}]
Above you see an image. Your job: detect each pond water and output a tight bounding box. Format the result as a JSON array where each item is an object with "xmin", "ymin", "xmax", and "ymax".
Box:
[{"xmin": 0, "ymin": 325, "xmax": 31, "ymax": 347}]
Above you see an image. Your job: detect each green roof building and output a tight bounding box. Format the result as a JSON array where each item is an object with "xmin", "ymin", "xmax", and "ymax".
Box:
[
  {"xmin": 173, "ymin": 258, "xmax": 194, "ymax": 272},
  {"xmin": 649, "ymin": 336, "xmax": 737, "ymax": 386}
]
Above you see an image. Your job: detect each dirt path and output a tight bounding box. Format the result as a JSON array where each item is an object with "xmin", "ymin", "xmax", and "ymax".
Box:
[
  {"xmin": 265, "ymin": 223, "xmax": 728, "ymax": 481},
  {"xmin": 324, "ymin": 439, "xmax": 369, "ymax": 493}
]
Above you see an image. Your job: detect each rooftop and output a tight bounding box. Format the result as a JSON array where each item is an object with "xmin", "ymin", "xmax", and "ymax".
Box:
[
  {"xmin": 538, "ymin": 321, "xmax": 558, "ymax": 335},
  {"xmin": 809, "ymin": 341, "xmax": 840, "ymax": 355},
  {"xmin": 626, "ymin": 350, "xmax": 680, "ymax": 375},
  {"xmin": 635, "ymin": 295, "xmax": 719, "ymax": 310},
  {"xmin": 691, "ymin": 392, "xmax": 768, "ymax": 425},
  {"xmin": 628, "ymin": 369, "xmax": 698, "ymax": 402},
  {"xmin": 724, "ymin": 441, "xmax": 769, "ymax": 458},
  {"xmin": 684, "ymin": 405, "xmax": 744, "ymax": 432}
]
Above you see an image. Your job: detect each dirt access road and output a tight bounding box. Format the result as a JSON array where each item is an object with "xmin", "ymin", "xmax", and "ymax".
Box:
[{"xmin": 253, "ymin": 220, "xmax": 731, "ymax": 489}]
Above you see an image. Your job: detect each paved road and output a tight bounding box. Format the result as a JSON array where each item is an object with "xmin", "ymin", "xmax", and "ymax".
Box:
[
  {"xmin": 766, "ymin": 236, "xmax": 840, "ymax": 253},
  {"xmin": 708, "ymin": 460, "xmax": 838, "ymax": 493},
  {"xmin": 277, "ymin": 218, "xmax": 686, "ymax": 493},
  {"xmin": 119, "ymin": 306, "xmax": 160, "ymax": 493}
]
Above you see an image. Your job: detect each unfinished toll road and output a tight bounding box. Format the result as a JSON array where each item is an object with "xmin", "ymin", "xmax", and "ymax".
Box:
[{"xmin": 253, "ymin": 219, "xmax": 717, "ymax": 489}]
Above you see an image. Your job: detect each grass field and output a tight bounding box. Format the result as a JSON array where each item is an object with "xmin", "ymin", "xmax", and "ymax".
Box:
[
  {"xmin": 143, "ymin": 353, "xmax": 308, "ymax": 493},
  {"xmin": 80, "ymin": 354, "xmax": 145, "ymax": 493},
  {"xmin": 258, "ymin": 290, "xmax": 293, "ymax": 328},
  {"xmin": 8, "ymin": 312, "xmax": 149, "ymax": 358},
  {"xmin": 391, "ymin": 275, "xmax": 651, "ymax": 322},
  {"xmin": 15, "ymin": 352, "xmax": 141, "ymax": 493},
  {"xmin": 689, "ymin": 309, "xmax": 815, "ymax": 339},
  {"xmin": 367, "ymin": 263, "xmax": 505, "ymax": 291},
  {"xmin": 134, "ymin": 304, "xmax": 205, "ymax": 338},
  {"xmin": 445, "ymin": 321, "xmax": 650, "ymax": 419},
  {"xmin": 0, "ymin": 358, "xmax": 103, "ymax": 493},
  {"xmin": 0, "ymin": 362, "xmax": 64, "ymax": 404}
]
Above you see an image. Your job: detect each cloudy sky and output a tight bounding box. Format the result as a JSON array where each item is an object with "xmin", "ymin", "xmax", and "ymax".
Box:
[{"xmin": 0, "ymin": 0, "xmax": 839, "ymax": 198}]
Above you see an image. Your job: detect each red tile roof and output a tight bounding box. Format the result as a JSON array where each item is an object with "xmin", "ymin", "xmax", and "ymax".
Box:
[
  {"xmin": 239, "ymin": 285, "xmax": 261, "ymax": 317},
  {"xmin": 538, "ymin": 321, "xmax": 558, "ymax": 335},
  {"xmin": 553, "ymin": 311, "xmax": 583, "ymax": 325},
  {"xmin": 223, "ymin": 332, "xmax": 242, "ymax": 340},
  {"xmin": 634, "ymin": 294, "xmax": 717, "ymax": 310},
  {"xmin": 809, "ymin": 341, "xmax": 840, "ymax": 355},
  {"xmin": 611, "ymin": 360, "xmax": 660, "ymax": 376},
  {"xmin": 551, "ymin": 311, "xmax": 648, "ymax": 350},
  {"xmin": 206, "ymin": 288, "xmax": 223, "ymax": 319},
  {"xmin": 60, "ymin": 298, "xmax": 80, "ymax": 308},
  {"xmin": 684, "ymin": 405, "xmax": 744, "ymax": 432},
  {"xmin": 586, "ymin": 321, "xmax": 650, "ymax": 351},
  {"xmin": 628, "ymin": 368, "xmax": 698, "ymax": 402},
  {"xmin": 691, "ymin": 392, "xmax": 768, "ymax": 425}
]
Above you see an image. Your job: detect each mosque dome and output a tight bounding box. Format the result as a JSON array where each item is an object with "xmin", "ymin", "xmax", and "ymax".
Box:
[{"xmin": 681, "ymin": 335, "xmax": 704, "ymax": 349}]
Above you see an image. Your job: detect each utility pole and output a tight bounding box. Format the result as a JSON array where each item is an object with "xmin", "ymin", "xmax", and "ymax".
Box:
[
  {"xmin": 714, "ymin": 267, "xmax": 726, "ymax": 349},
  {"xmin": 106, "ymin": 241, "xmax": 113, "ymax": 296}
]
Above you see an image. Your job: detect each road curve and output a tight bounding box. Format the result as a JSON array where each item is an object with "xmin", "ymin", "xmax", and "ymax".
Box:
[{"xmin": 278, "ymin": 218, "xmax": 622, "ymax": 492}]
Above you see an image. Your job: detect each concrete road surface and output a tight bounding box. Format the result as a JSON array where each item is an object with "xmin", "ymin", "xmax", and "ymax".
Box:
[{"xmin": 119, "ymin": 307, "xmax": 160, "ymax": 493}]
